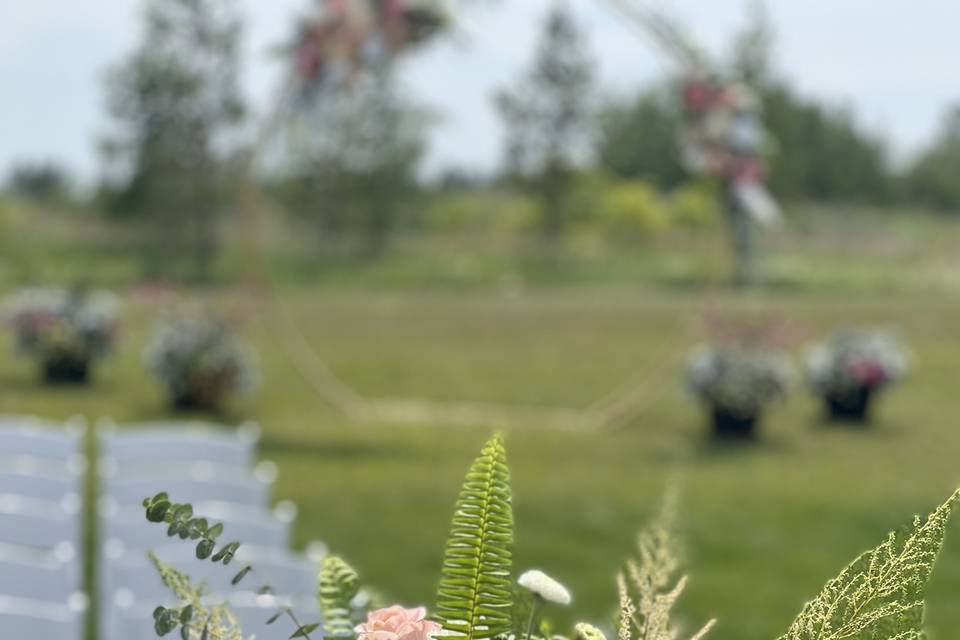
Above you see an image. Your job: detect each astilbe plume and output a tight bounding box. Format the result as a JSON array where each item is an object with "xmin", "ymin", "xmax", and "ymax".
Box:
[
  {"xmin": 149, "ymin": 553, "xmax": 243, "ymax": 640},
  {"xmin": 617, "ymin": 492, "xmax": 714, "ymax": 640}
]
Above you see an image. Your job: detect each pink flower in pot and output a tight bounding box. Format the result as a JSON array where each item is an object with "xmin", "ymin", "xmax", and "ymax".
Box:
[{"xmin": 847, "ymin": 358, "xmax": 887, "ymax": 387}]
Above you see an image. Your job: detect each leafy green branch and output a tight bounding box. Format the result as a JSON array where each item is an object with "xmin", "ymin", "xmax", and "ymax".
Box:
[{"xmin": 142, "ymin": 492, "xmax": 321, "ymax": 640}]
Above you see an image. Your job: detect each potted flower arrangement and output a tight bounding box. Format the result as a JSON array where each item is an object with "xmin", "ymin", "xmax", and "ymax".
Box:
[
  {"xmin": 3, "ymin": 287, "xmax": 119, "ymax": 383},
  {"xmin": 145, "ymin": 314, "xmax": 258, "ymax": 412},
  {"xmin": 685, "ymin": 345, "xmax": 793, "ymax": 438},
  {"xmin": 806, "ymin": 329, "xmax": 908, "ymax": 423}
]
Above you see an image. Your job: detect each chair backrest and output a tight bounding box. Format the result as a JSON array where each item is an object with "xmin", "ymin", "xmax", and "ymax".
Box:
[
  {"xmin": 98, "ymin": 421, "xmax": 259, "ymax": 467},
  {"xmin": 111, "ymin": 593, "xmax": 319, "ymax": 640},
  {"xmin": 0, "ymin": 416, "xmax": 85, "ymax": 460},
  {"xmin": 102, "ymin": 502, "xmax": 292, "ymax": 552},
  {"xmin": 107, "ymin": 544, "xmax": 319, "ymax": 605},
  {"xmin": 0, "ymin": 467, "xmax": 82, "ymax": 503},
  {"xmin": 0, "ymin": 595, "xmax": 85, "ymax": 640},
  {"xmin": 0, "ymin": 541, "xmax": 80, "ymax": 590},
  {"xmin": 102, "ymin": 474, "xmax": 272, "ymax": 508},
  {"xmin": 0, "ymin": 554, "xmax": 80, "ymax": 603},
  {"xmin": 0, "ymin": 494, "xmax": 80, "ymax": 549}
]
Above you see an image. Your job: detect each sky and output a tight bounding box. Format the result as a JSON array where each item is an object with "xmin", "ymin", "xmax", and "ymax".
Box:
[{"xmin": 1, "ymin": 0, "xmax": 958, "ymax": 185}]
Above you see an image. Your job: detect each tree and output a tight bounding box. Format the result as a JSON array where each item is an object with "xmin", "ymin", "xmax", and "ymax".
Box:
[
  {"xmin": 596, "ymin": 84, "xmax": 685, "ymax": 189},
  {"xmin": 904, "ymin": 106, "xmax": 960, "ymax": 213},
  {"xmin": 762, "ymin": 87, "xmax": 893, "ymax": 203},
  {"xmin": 5, "ymin": 161, "xmax": 72, "ymax": 204},
  {"xmin": 102, "ymin": 0, "xmax": 245, "ymax": 280},
  {"xmin": 729, "ymin": 0, "xmax": 776, "ymax": 89},
  {"xmin": 279, "ymin": 72, "xmax": 427, "ymax": 255},
  {"xmin": 496, "ymin": 1, "xmax": 595, "ymax": 240}
]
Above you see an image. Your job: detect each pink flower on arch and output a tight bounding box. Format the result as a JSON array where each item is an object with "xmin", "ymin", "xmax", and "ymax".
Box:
[{"xmin": 355, "ymin": 606, "xmax": 443, "ymax": 640}]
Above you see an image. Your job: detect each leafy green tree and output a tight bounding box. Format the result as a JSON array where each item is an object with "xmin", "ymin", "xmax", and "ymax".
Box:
[
  {"xmin": 762, "ymin": 86, "xmax": 893, "ymax": 203},
  {"xmin": 496, "ymin": 1, "xmax": 595, "ymax": 240},
  {"xmin": 903, "ymin": 106, "xmax": 960, "ymax": 213},
  {"xmin": 101, "ymin": 0, "xmax": 245, "ymax": 280},
  {"xmin": 5, "ymin": 161, "xmax": 73, "ymax": 204},
  {"xmin": 279, "ymin": 73, "xmax": 426, "ymax": 255},
  {"xmin": 729, "ymin": 0, "xmax": 776, "ymax": 89},
  {"xmin": 595, "ymin": 85, "xmax": 685, "ymax": 190}
]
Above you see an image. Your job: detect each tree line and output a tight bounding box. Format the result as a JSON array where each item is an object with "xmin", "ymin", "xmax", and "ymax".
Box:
[{"xmin": 5, "ymin": 0, "xmax": 960, "ymax": 280}]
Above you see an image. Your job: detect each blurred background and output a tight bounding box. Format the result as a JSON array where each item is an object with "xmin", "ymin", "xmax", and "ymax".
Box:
[{"xmin": 2, "ymin": 1, "xmax": 960, "ymax": 639}]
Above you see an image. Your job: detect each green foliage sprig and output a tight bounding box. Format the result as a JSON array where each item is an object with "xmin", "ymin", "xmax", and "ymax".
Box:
[
  {"xmin": 141, "ymin": 492, "xmax": 321, "ymax": 640},
  {"xmin": 777, "ymin": 490, "xmax": 960, "ymax": 640},
  {"xmin": 319, "ymin": 555, "xmax": 361, "ymax": 637},
  {"xmin": 142, "ymin": 492, "xmax": 240, "ymax": 567},
  {"xmin": 435, "ymin": 434, "xmax": 514, "ymax": 640}
]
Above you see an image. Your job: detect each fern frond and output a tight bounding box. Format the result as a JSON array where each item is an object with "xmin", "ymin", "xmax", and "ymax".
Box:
[
  {"xmin": 319, "ymin": 555, "xmax": 361, "ymax": 637},
  {"xmin": 149, "ymin": 553, "xmax": 243, "ymax": 640},
  {"xmin": 777, "ymin": 490, "xmax": 960, "ymax": 640},
  {"xmin": 620, "ymin": 491, "xmax": 714, "ymax": 640},
  {"xmin": 435, "ymin": 434, "xmax": 514, "ymax": 640}
]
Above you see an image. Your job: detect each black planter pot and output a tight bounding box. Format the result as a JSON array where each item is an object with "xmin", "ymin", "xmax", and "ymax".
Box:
[
  {"xmin": 825, "ymin": 386, "xmax": 873, "ymax": 423},
  {"xmin": 171, "ymin": 390, "xmax": 221, "ymax": 413},
  {"xmin": 43, "ymin": 358, "xmax": 90, "ymax": 385},
  {"xmin": 711, "ymin": 407, "xmax": 759, "ymax": 439}
]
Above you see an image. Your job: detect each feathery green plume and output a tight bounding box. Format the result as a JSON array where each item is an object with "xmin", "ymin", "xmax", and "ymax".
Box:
[
  {"xmin": 149, "ymin": 553, "xmax": 243, "ymax": 640},
  {"xmin": 319, "ymin": 555, "xmax": 361, "ymax": 637},
  {"xmin": 618, "ymin": 490, "xmax": 714, "ymax": 640},
  {"xmin": 435, "ymin": 434, "xmax": 514, "ymax": 640},
  {"xmin": 777, "ymin": 490, "xmax": 960, "ymax": 640}
]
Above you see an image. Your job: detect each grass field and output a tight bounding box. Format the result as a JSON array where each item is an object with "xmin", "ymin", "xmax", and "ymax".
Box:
[{"xmin": 3, "ymin": 206, "xmax": 960, "ymax": 640}]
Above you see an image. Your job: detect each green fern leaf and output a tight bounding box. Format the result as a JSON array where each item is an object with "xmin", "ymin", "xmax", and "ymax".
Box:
[
  {"xmin": 778, "ymin": 490, "xmax": 959, "ymax": 640},
  {"xmin": 319, "ymin": 555, "xmax": 361, "ymax": 637},
  {"xmin": 435, "ymin": 434, "xmax": 514, "ymax": 640}
]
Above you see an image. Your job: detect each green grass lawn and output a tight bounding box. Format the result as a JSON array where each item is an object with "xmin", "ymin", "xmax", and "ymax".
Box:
[
  {"xmin": 4, "ymin": 204, "xmax": 960, "ymax": 639},
  {"xmin": 4, "ymin": 283, "xmax": 960, "ymax": 640}
]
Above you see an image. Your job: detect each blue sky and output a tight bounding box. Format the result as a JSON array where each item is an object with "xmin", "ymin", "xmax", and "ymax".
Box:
[{"xmin": 1, "ymin": 0, "xmax": 958, "ymax": 184}]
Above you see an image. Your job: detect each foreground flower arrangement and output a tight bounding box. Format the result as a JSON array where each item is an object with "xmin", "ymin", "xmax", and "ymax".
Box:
[
  {"xmin": 144, "ymin": 314, "xmax": 258, "ymax": 412},
  {"xmin": 806, "ymin": 329, "xmax": 908, "ymax": 422},
  {"xmin": 141, "ymin": 434, "xmax": 960, "ymax": 640},
  {"xmin": 3, "ymin": 287, "xmax": 119, "ymax": 383},
  {"xmin": 686, "ymin": 345, "xmax": 793, "ymax": 438}
]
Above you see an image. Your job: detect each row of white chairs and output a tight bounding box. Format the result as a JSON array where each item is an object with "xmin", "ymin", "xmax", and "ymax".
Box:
[
  {"xmin": 0, "ymin": 416, "xmax": 89, "ymax": 640},
  {"xmin": 96, "ymin": 420, "xmax": 324, "ymax": 640}
]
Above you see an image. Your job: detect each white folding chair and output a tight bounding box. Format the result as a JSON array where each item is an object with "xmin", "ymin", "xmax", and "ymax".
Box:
[
  {"xmin": 98, "ymin": 501, "xmax": 297, "ymax": 640},
  {"xmin": 0, "ymin": 494, "xmax": 81, "ymax": 549},
  {"xmin": 0, "ymin": 465, "xmax": 83, "ymax": 502},
  {"xmin": 0, "ymin": 416, "xmax": 86, "ymax": 460},
  {"xmin": 0, "ymin": 594, "xmax": 86, "ymax": 640},
  {"xmin": 99, "ymin": 459, "xmax": 276, "ymax": 507},
  {"xmin": 0, "ymin": 542, "xmax": 83, "ymax": 600},
  {"xmin": 98, "ymin": 420, "xmax": 260, "ymax": 468},
  {"xmin": 0, "ymin": 544, "xmax": 81, "ymax": 602},
  {"xmin": 112, "ymin": 592, "xmax": 319, "ymax": 640}
]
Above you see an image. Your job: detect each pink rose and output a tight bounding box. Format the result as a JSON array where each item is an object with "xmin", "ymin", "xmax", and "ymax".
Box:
[{"xmin": 355, "ymin": 606, "xmax": 443, "ymax": 640}]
